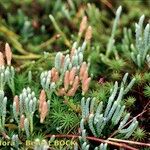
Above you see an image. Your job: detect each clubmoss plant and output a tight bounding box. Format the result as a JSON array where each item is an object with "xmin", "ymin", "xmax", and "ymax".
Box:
[
  {"xmin": 78, "ymin": 127, "xmax": 108, "ymax": 150},
  {"xmin": 106, "ymin": 6, "xmax": 122, "ymax": 57},
  {"xmin": 130, "ymin": 15, "xmax": 150, "ymax": 68},
  {"xmin": 0, "ymin": 90, "xmax": 7, "ymax": 133},
  {"xmin": 12, "ymin": 88, "xmax": 51, "ymax": 139},
  {"xmin": 13, "ymin": 87, "xmax": 38, "ymax": 137},
  {"xmin": 80, "ymin": 73, "xmax": 137, "ymax": 139},
  {"xmin": 0, "ymin": 43, "xmax": 15, "ymax": 94},
  {"xmin": 0, "ymin": 43, "xmax": 15, "ymax": 139},
  {"xmin": 40, "ymin": 41, "xmax": 91, "ymax": 97}
]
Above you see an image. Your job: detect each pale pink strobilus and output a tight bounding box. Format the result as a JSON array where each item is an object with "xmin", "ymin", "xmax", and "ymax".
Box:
[
  {"xmin": 5, "ymin": 43, "xmax": 12, "ymax": 66},
  {"xmin": 51, "ymin": 67, "xmax": 55, "ymax": 76},
  {"xmin": 82, "ymin": 69, "xmax": 88, "ymax": 84},
  {"xmin": 66, "ymin": 88, "xmax": 76, "ymax": 96},
  {"xmin": 64, "ymin": 71, "xmax": 69, "ymax": 91},
  {"xmin": 72, "ymin": 76, "xmax": 79, "ymax": 91},
  {"xmin": 53, "ymin": 71, "xmax": 59, "ymax": 82},
  {"xmin": 13, "ymin": 95, "xmax": 19, "ymax": 112},
  {"xmin": 40, "ymin": 101, "xmax": 48, "ymax": 123},
  {"xmin": 39, "ymin": 90, "xmax": 46, "ymax": 113},
  {"xmin": 0, "ymin": 52, "xmax": 4, "ymax": 66},
  {"xmin": 80, "ymin": 62, "xmax": 87, "ymax": 80},
  {"xmin": 82, "ymin": 77, "xmax": 91, "ymax": 95},
  {"xmin": 70, "ymin": 47, "xmax": 75, "ymax": 60},
  {"xmin": 79, "ymin": 16, "xmax": 87, "ymax": 35},
  {"xmin": 20, "ymin": 115, "xmax": 25, "ymax": 129},
  {"xmin": 69, "ymin": 67, "xmax": 77, "ymax": 85},
  {"xmin": 51, "ymin": 67, "xmax": 59, "ymax": 82}
]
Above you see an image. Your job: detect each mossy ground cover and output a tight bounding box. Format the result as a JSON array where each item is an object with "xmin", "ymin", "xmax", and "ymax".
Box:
[{"xmin": 0, "ymin": 0, "xmax": 150, "ymax": 150}]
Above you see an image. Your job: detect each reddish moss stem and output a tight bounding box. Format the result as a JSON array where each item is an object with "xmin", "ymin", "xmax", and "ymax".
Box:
[{"xmin": 45, "ymin": 134, "xmax": 138, "ymax": 150}]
